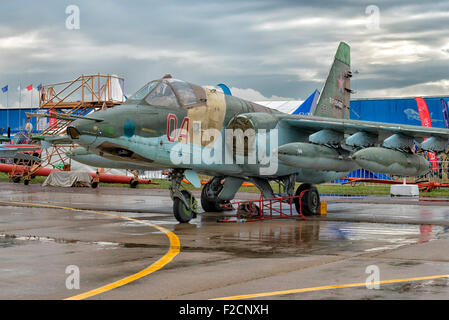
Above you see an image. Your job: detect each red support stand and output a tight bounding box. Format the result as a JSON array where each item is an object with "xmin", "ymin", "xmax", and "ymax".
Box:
[{"xmin": 217, "ymin": 191, "xmax": 308, "ymax": 223}]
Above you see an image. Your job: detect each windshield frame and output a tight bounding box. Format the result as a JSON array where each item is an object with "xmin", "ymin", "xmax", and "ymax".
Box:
[
  {"xmin": 127, "ymin": 80, "xmax": 161, "ymax": 102},
  {"xmin": 144, "ymin": 80, "xmax": 182, "ymax": 108},
  {"xmin": 128, "ymin": 78, "xmax": 204, "ymax": 109}
]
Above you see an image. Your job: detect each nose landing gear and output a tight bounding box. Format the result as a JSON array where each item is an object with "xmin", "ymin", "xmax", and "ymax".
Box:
[{"xmin": 168, "ymin": 169, "xmax": 198, "ymax": 223}]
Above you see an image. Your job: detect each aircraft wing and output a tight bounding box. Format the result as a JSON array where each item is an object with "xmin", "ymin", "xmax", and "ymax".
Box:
[
  {"xmin": 281, "ymin": 116, "xmax": 449, "ymax": 139},
  {"xmin": 278, "ymin": 115, "xmax": 449, "ymax": 151}
]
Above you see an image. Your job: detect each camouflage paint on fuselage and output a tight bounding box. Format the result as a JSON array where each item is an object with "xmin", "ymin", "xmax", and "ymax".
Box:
[
  {"xmin": 69, "ymin": 77, "xmax": 348, "ymax": 184},
  {"xmin": 69, "ymin": 42, "xmax": 355, "ymax": 184}
]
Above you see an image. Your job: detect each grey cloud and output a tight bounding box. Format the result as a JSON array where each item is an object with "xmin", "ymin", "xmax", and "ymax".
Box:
[{"xmin": 1, "ymin": 0, "xmax": 449, "ymax": 106}]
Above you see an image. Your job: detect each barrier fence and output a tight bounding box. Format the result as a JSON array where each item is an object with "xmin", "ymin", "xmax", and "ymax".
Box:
[{"xmin": 329, "ymin": 161, "xmax": 449, "ymax": 187}]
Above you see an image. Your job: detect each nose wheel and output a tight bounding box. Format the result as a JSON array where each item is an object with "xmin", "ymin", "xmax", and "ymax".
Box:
[
  {"xmin": 168, "ymin": 169, "xmax": 198, "ymax": 223},
  {"xmin": 173, "ymin": 190, "xmax": 198, "ymax": 223}
]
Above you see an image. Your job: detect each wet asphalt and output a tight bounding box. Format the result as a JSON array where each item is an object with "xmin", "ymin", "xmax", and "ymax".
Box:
[{"xmin": 0, "ymin": 182, "xmax": 448, "ymax": 300}]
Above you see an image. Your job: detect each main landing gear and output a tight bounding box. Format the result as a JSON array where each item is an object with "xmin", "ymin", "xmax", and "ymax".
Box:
[
  {"xmin": 168, "ymin": 169, "xmax": 198, "ymax": 223},
  {"xmin": 294, "ymin": 183, "xmax": 320, "ymax": 216},
  {"xmin": 273, "ymin": 177, "xmax": 320, "ymax": 216},
  {"xmin": 198, "ymin": 175, "xmax": 321, "ymax": 218},
  {"xmin": 200, "ymin": 177, "xmax": 230, "ymax": 212},
  {"xmin": 168, "ymin": 170, "xmax": 320, "ymax": 223}
]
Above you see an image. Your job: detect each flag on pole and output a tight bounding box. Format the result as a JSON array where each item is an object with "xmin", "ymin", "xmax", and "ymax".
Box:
[
  {"xmin": 37, "ymin": 84, "xmax": 42, "ymax": 91},
  {"xmin": 1, "ymin": 85, "xmax": 7, "ymax": 93},
  {"xmin": 26, "ymin": 84, "xmax": 33, "ymax": 91}
]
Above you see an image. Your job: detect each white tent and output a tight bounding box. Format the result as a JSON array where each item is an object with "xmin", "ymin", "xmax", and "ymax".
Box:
[{"xmin": 254, "ymin": 100, "xmax": 303, "ymax": 114}]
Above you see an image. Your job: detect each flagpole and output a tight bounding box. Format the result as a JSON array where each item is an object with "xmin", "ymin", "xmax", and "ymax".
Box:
[
  {"xmin": 6, "ymin": 89, "xmax": 9, "ymax": 129},
  {"xmin": 19, "ymin": 83, "xmax": 21, "ymax": 131}
]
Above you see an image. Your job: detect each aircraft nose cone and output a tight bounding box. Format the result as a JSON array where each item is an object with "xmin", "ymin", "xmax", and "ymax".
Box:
[{"xmin": 67, "ymin": 120, "xmax": 98, "ymax": 146}]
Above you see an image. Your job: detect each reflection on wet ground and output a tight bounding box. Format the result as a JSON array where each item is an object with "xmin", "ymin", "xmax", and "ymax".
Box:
[
  {"xmin": 1, "ymin": 182, "xmax": 449, "ymax": 299},
  {"xmin": 177, "ymin": 218, "xmax": 448, "ymax": 258},
  {"xmin": 1, "ymin": 184, "xmax": 448, "ymax": 258}
]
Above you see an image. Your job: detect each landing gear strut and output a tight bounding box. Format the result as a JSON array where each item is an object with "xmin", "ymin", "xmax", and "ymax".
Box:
[{"xmin": 168, "ymin": 169, "xmax": 198, "ymax": 223}]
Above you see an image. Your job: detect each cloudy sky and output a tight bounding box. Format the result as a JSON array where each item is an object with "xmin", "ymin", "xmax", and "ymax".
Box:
[{"xmin": 1, "ymin": 0, "xmax": 449, "ymax": 108}]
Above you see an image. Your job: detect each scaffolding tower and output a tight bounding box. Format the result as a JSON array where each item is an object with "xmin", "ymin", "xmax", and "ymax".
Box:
[{"xmin": 12, "ymin": 74, "xmax": 125, "ymax": 183}]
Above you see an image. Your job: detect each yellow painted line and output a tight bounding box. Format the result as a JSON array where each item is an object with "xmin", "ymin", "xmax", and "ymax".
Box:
[
  {"xmin": 211, "ymin": 274, "xmax": 449, "ymax": 300},
  {"xmin": 0, "ymin": 201, "xmax": 180, "ymax": 300}
]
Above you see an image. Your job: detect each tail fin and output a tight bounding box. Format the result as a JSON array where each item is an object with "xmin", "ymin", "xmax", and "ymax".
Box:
[
  {"xmin": 441, "ymin": 99, "xmax": 449, "ymax": 129},
  {"xmin": 311, "ymin": 42, "xmax": 352, "ymax": 119}
]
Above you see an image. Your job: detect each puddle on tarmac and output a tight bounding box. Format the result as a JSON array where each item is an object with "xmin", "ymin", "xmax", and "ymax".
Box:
[{"xmin": 0, "ymin": 233, "xmax": 120, "ymax": 249}]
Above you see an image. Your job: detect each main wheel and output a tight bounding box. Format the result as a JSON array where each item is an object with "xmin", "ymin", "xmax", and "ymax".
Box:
[
  {"xmin": 173, "ymin": 190, "xmax": 197, "ymax": 223},
  {"xmin": 201, "ymin": 182, "xmax": 226, "ymax": 212},
  {"xmin": 294, "ymin": 184, "xmax": 320, "ymax": 216}
]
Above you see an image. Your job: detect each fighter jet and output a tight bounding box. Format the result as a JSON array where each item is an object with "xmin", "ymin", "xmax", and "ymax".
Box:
[
  {"xmin": 0, "ymin": 142, "xmax": 42, "ymax": 162},
  {"xmin": 31, "ymin": 42, "xmax": 449, "ymax": 223}
]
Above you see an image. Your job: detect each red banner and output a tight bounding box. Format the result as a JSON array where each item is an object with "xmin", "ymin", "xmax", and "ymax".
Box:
[
  {"xmin": 415, "ymin": 97, "xmax": 438, "ymax": 172},
  {"xmin": 49, "ymin": 109, "xmax": 57, "ymax": 127}
]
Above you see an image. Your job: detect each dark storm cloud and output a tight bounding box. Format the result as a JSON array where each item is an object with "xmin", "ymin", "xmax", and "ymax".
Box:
[{"xmin": 1, "ymin": 0, "xmax": 449, "ymax": 107}]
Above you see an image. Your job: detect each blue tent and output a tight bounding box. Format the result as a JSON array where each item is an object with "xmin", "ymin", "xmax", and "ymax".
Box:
[
  {"xmin": 336, "ymin": 96, "xmax": 449, "ymax": 181},
  {"xmin": 350, "ymin": 96, "xmax": 449, "ymax": 128},
  {"xmin": 292, "ymin": 90, "xmax": 320, "ymax": 115},
  {"xmin": 0, "ymin": 108, "xmax": 38, "ymax": 135}
]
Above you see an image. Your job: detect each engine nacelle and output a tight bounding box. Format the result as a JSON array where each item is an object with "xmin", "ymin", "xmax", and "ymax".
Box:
[{"xmin": 352, "ymin": 147, "xmax": 431, "ymax": 176}]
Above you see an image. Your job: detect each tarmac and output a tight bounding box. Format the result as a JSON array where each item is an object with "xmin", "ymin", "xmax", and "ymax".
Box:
[{"xmin": 0, "ymin": 182, "xmax": 448, "ymax": 300}]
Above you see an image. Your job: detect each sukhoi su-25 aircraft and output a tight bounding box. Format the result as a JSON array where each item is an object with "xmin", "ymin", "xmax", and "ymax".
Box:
[{"xmin": 32, "ymin": 42, "xmax": 449, "ymax": 223}]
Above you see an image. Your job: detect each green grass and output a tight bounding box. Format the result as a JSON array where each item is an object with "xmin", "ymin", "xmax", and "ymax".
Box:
[{"xmin": 2, "ymin": 172, "xmax": 449, "ymax": 197}]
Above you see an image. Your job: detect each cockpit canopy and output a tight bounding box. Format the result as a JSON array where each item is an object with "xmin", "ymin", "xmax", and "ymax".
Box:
[{"xmin": 128, "ymin": 78, "xmax": 198, "ymax": 108}]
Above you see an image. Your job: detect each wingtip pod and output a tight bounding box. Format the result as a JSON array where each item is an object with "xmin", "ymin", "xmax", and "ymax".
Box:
[{"xmin": 335, "ymin": 42, "xmax": 350, "ymax": 66}]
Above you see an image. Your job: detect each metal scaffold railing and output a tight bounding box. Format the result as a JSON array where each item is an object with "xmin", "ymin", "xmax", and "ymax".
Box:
[{"xmin": 11, "ymin": 74, "xmax": 125, "ymax": 183}]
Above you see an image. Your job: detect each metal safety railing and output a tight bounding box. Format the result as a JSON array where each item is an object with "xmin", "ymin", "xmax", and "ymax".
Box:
[{"xmin": 329, "ymin": 160, "xmax": 449, "ymax": 189}]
